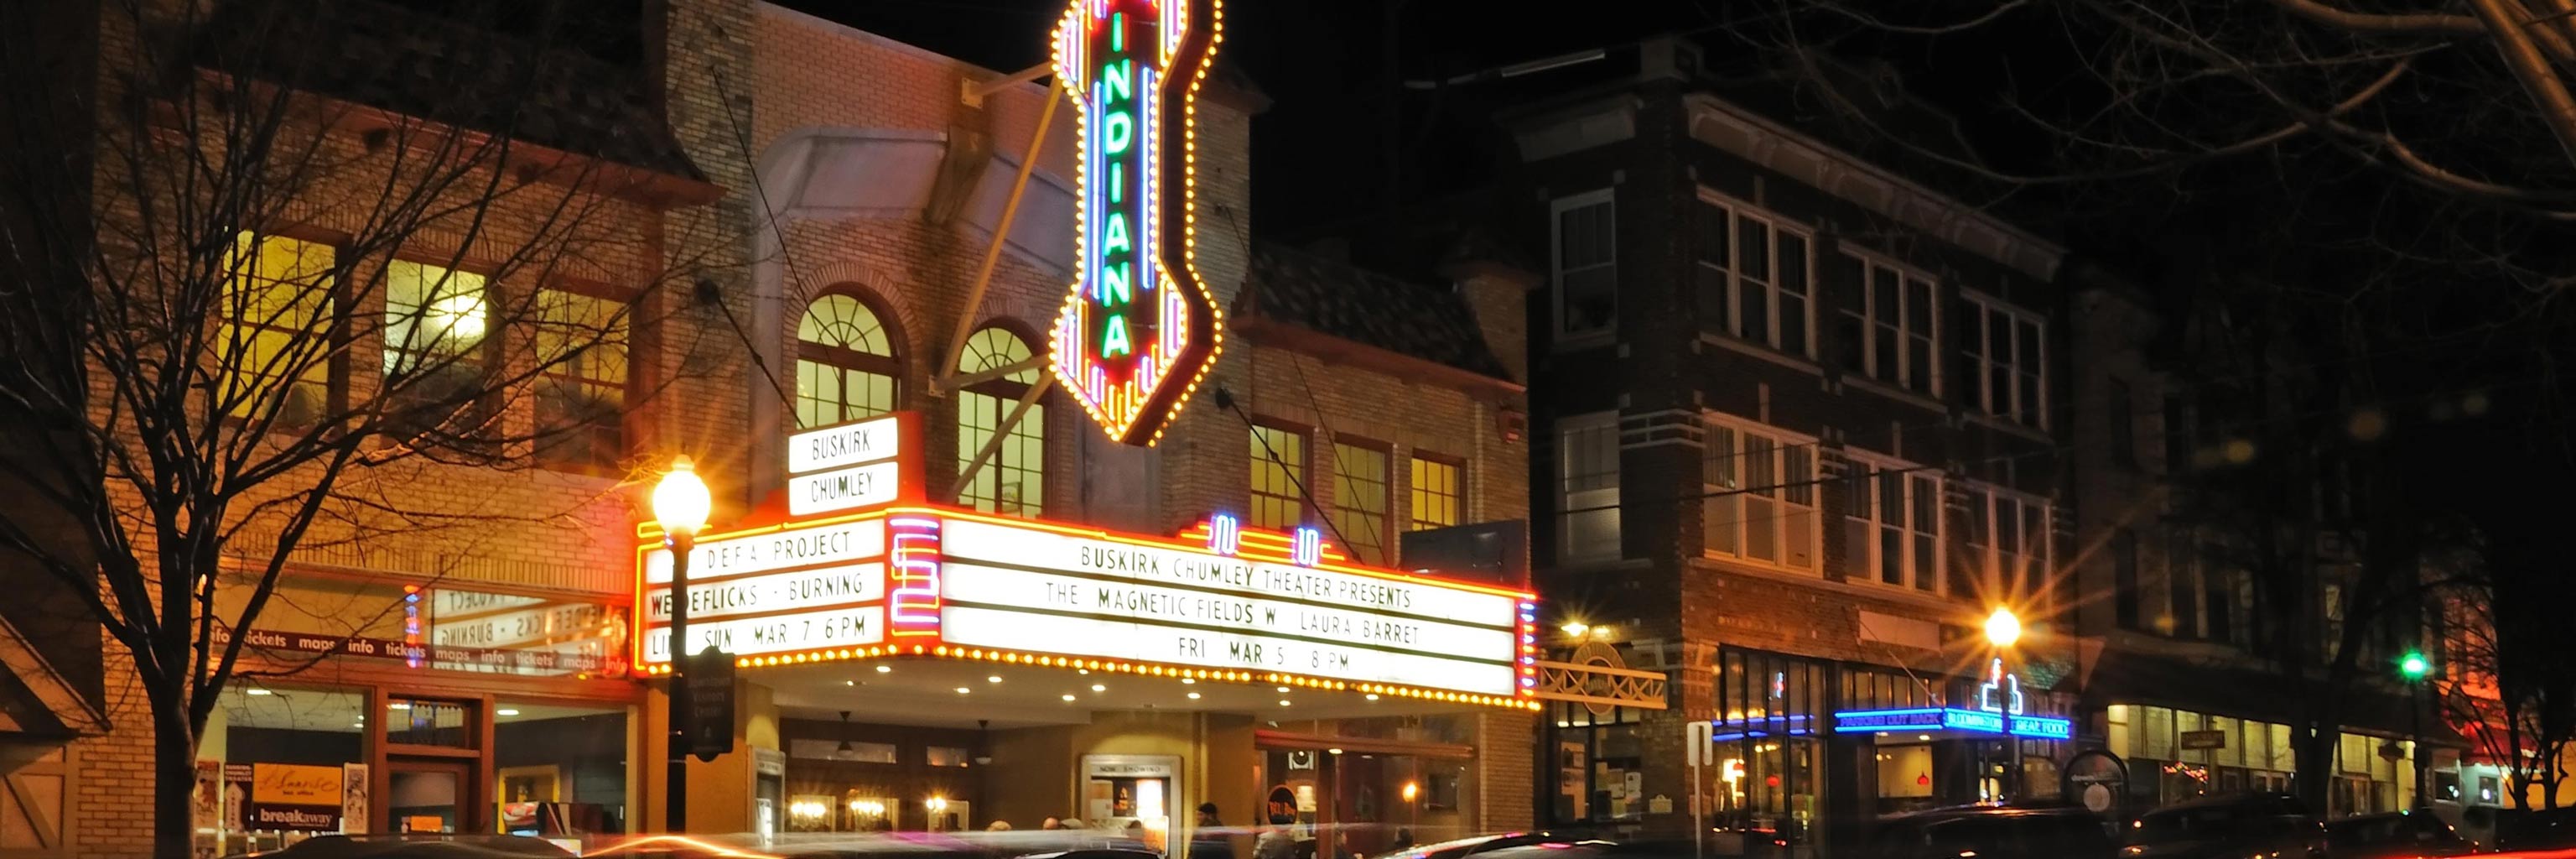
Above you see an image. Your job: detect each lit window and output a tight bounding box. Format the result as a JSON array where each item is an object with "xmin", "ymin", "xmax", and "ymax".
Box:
[
  {"xmin": 1550, "ymin": 190, "xmax": 1617, "ymax": 339},
  {"xmin": 532, "ymin": 289, "xmax": 629, "ymax": 471},
  {"xmin": 1845, "ymin": 455, "xmax": 1940, "ymax": 591},
  {"xmin": 1556, "ymin": 412, "xmax": 1621, "ymax": 561},
  {"xmin": 1696, "ymin": 195, "xmax": 1812, "ymax": 357},
  {"xmin": 797, "ymin": 292, "xmax": 898, "ymax": 427},
  {"xmin": 1407, "ymin": 455, "xmax": 1462, "ymax": 531},
  {"xmin": 383, "ymin": 258, "xmax": 491, "ymax": 439},
  {"xmin": 1701, "ymin": 419, "xmax": 1815, "ymax": 570},
  {"xmin": 1832, "ymin": 252, "xmax": 1938, "ymax": 394},
  {"xmin": 221, "ymin": 233, "xmax": 335, "ymax": 424},
  {"xmin": 956, "ymin": 325, "xmax": 1043, "ymax": 518},
  {"xmin": 1249, "ymin": 424, "xmax": 1306, "ymax": 530},
  {"xmin": 1330, "ymin": 442, "xmax": 1389, "ymax": 565},
  {"xmin": 1959, "ymin": 293, "xmax": 2048, "ymax": 428}
]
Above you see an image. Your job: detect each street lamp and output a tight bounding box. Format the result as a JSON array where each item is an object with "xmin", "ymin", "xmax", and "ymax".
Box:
[
  {"xmin": 1986, "ymin": 607, "xmax": 2023, "ymax": 801},
  {"xmin": 653, "ymin": 456, "xmax": 712, "ymax": 833},
  {"xmin": 2401, "ymin": 650, "xmax": 2430, "ymax": 808}
]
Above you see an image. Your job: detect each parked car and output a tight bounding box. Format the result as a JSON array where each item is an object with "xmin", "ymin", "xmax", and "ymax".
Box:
[
  {"xmin": 2468, "ymin": 806, "xmax": 2576, "ymax": 853},
  {"xmin": 1848, "ymin": 804, "xmax": 2118, "ymax": 859},
  {"xmin": 2324, "ymin": 811, "xmax": 2475, "ymax": 859},
  {"xmin": 221, "ymin": 835, "xmax": 576, "ymax": 859},
  {"xmin": 2120, "ymin": 793, "xmax": 2326, "ymax": 859}
]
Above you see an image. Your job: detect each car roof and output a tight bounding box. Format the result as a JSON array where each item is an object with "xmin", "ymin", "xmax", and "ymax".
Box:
[{"xmin": 1887, "ymin": 804, "xmax": 2102, "ymax": 822}]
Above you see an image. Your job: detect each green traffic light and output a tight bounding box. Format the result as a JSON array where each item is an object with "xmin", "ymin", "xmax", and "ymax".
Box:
[{"xmin": 2400, "ymin": 651, "xmax": 2429, "ymax": 679}]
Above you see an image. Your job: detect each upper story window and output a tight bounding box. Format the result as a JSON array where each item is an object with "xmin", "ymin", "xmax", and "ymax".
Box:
[
  {"xmin": 221, "ymin": 232, "xmax": 337, "ymax": 424},
  {"xmin": 797, "ymin": 291, "xmax": 900, "ymax": 427},
  {"xmin": 1408, "ymin": 453, "xmax": 1463, "ymax": 532},
  {"xmin": 530, "ymin": 287, "xmax": 631, "ymax": 472},
  {"xmin": 1960, "ymin": 292, "xmax": 2046, "ymax": 429},
  {"xmin": 956, "ymin": 325, "xmax": 1043, "ymax": 518},
  {"xmin": 1696, "ymin": 193, "xmax": 1812, "ymax": 357},
  {"xmin": 383, "ymin": 258, "xmax": 492, "ymax": 440},
  {"xmin": 1331, "ymin": 441, "xmax": 1391, "ymax": 565},
  {"xmin": 1701, "ymin": 417, "xmax": 1817, "ymax": 571},
  {"xmin": 1962, "ymin": 484, "xmax": 2051, "ymax": 605},
  {"xmin": 1550, "ymin": 190, "xmax": 1618, "ymax": 341},
  {"xmin": 1846, "ymin": 454, "xmax": 1940, "ymax": 592},
  {"xmin": 1833, "ymin": 252, "xmax": 1939, "ymax": 395},
  {"xmin": 1556, "ymin": 412, "xmax": 1622, "ymax": 562},
  {"xmin": 1249, "ymin": 422, "xmax": 1308, "ymax": 530}
]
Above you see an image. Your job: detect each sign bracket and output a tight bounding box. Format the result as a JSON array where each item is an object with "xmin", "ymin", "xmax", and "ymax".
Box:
[
  {"xmin": 937, "ymin": 78, "xmax": 1064, "ymax": 398},
  {"xmin": 950, "ymin": 375, "xmax": 1055, "ymax": 499}
]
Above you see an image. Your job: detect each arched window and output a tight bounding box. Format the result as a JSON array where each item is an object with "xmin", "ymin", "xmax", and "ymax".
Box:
[
  {"xmin": 956, "ymin": 325, "xmax": 1043, "ymax": 517},
  {"xmin": 796, "ymin": 292, "xmax": 900, "ymax": 427}
]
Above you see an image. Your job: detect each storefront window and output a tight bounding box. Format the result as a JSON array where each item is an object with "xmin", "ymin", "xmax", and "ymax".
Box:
[
  {"xmin": 1549, "ymin": 701, "xmax": 1644, "ymax": 825},
  {"xmin": 494, "ymin": 701, "xmax": 630, "ymax": 840},
  {"xmin": 211, "ymin": 685, "xmax": 367, "ymax": 851},
  {"xmin": 1716, "ymin": 649, "xmax": 1823, "ymax": 843}
]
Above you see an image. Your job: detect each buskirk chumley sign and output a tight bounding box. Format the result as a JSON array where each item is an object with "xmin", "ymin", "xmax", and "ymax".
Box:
[{"xmin": 1049, "ymin": 0, "xmax": 1223, "ymax": 445}]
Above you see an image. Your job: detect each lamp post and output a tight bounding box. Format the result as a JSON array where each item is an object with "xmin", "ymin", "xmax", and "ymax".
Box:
[
  {"xmin": 653, "ymin": 456, "xmax": 712, "ymax": 833},
  {"xmin": 1985, "ymin": 607, "xmax": 2023, "ymax": 802},
  {"xmin": 2401, "ymin": 650, "xmax": 2430, "ymax": 809}
]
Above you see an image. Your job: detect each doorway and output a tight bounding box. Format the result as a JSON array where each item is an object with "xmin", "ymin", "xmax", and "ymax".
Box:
[{"xmin": 387, "ymin": 759, "xmax": 475, "ymax": 834}]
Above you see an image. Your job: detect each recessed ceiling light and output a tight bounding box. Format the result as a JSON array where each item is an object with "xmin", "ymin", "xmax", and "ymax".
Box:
[
  {"xmin": 244, "ymin": 689, "xmax": 273, "ymax": 696},
  {"xmin": 1091, "ymin": 684, "xmax": 1107, "ymax": 692},
  {"xmin": 954, "ymin": 687, "xmax": 972, "ymax": 695},
  {"xmin": 845, "ymin": 679, "xmax": 857, "ymax": 686},
  {"xmin": 1364, "ymin": 694, "xmax": 1380, "ymax": 701},
  {"xmin": 1187, "ymin": 692, "xmax": 1202, "ymax": 700},
  {"xmin": 1062, "ymin": 694, "xmax": 1078, "ymax": 702},
  {"xmin": 1275, "ymin": 686, "xmax": 1290, "ymax": 693},
  {"xmin": 875, "ymin": 665, "xmax": 892, "ymax": 674},
  {"xmin": 988, "ymin": 675, "xmax": 1003, "ymax": 684},
  {"xmin": 1918, "ymin": 735, "xmax": 1931, "ymax": 742},
  {"xmin": 1278, "ymin": 700, "xmax": 1292, "ymax": 707},
  {"xmin": 1078, "ymin": 669, "xmax": 1091, "ymax": 675},
  {"xmin": 497, "ymin": 709, "xmax": 521, "ymax": 716},
  {"xmin": 388, "ymin": 703, "xmax": 411, "ymax": 711},
  {"xmin": 1327, "ymin": 748, "xmax": 1343, "ymax": 755},
  {"xmin": 1181, "ymin": 678, "xmax": 1196, "ymax": 685}
]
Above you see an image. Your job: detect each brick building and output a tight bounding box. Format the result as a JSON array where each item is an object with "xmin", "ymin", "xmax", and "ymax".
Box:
[
  {"xmin": 719, "ymin": 4, "xmax": 1539, "ymax": 843},
  {"xmin": 1426, "ymin": 40, "xmax": 2080, "ymax": 851}
]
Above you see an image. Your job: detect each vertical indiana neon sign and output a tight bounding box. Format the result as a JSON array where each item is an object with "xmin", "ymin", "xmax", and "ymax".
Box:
[{"xmin": 1052, "ymin": 0, "xmax": 1222, "ymax": 446}]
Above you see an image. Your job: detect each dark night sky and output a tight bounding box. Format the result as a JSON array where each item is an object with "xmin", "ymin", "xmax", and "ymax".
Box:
[{"xmin": 762, "ymin": 1, "xmax": 2054, "ymax": 236}]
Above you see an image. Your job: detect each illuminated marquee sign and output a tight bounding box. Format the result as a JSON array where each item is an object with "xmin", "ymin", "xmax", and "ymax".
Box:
[
  {"xmin": 633, "ymin": 508, "xmax": 1540, "ymax": 701},
  {"xmin": 1049, "ymin": 0, "xmax": 1223, "ymax": 445}
]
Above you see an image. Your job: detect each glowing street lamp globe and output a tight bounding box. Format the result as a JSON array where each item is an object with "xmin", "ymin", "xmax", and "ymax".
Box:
[
  {"xmin": 1984, "ymin": 607, "xmax": 2023, "ymax": 649},
  {"xmin": 652, "ymin": 456, "xmax": 712, "ymax": 535}
]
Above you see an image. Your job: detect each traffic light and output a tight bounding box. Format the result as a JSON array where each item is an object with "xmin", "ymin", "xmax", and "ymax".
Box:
[{"xmin": 2399, "ymin": 651, "xmax": 2430, "ymax": 680}]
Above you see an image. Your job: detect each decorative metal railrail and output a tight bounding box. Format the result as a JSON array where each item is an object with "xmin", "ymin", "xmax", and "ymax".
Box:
[{"xmin": 1535, "ymin": 659, "xmax": 1670, "ymax": 711}]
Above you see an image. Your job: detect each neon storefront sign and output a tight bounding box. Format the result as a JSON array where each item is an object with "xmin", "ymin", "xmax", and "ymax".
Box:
[{"xmin": 1049, "ymin": 0, "xmax": 1223, "ymax": 446}]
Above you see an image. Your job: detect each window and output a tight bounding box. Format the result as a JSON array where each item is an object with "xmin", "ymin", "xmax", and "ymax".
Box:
[
  {"xmin": 1696, "ymin": 195, "xmax": 1812, "ymax": 356},
  {"xmin": 2168, "ymin": 531, "xmax": 2200, "ymax": 638},
  {"xmin": 1557, "ymin": 412, "xmax": 1621, "ymax": 561},
  {"xmin": 384, "ymin": 258, "xmax": 490, "ymax": 386},
  {"xmin": 1702, "ymin": 419, "xmax": 1816, "ymax": 570},
  {"xmin": 1550, "ymin": 191, "xmax": 1617, "ymax": 339},
  {"xmin": 2109, "ymin": 378, "xmax": 2137, "ymax": 466},
  {"xmin": 1847, "ymin": 456, "xmax": 1940, "ymax": 591},
  {"xmin": 796, "ymin": 292, "xmax": 899, "ymax": 427},
  {"xmin": 2163, "ymin": 394, "xmax": 2192, "ymax": 472},
  {"xmin": 2205, "ymin": 563, "xmax": 2236, "ymax": 646},
  {"xmin": 531, "ymin": 289, "xmax": 629, "ymax": 471},
  {"xmin": 1408, "ymin": 455, "xmax": 1462, "ymax": 531},
  {"xmin": 1964, "ymin": 487, "xmax": 2051, "ymax": 604},
  {"xmin": 1330, "ymin": 442, "xmax": 1391, "ymax": 564},
  {"xmin": 1961, "ymin": 293, "xmax": 2047, "ymax": 428},
  {"xmin": 2114, "ymin": 529, "xmax": 2141, "ymax": 629},
  {"xmin": 1833, "ymin": 252, "xmax": 1938, "ymax": 393},
  {"xmin": 220, "ymin": 233, "xmax": 335, "ymax": 424},
  {"xmin": 956, "ymin": 326, "xmax": 1043, "ymax": 517},
  {"xmin": 925, "ymin": 746, "xmax": 972, "ymax": 768},
  {"xmin": 1249, "ymin": 423, "xmax": 1307, "ymax": 529}
]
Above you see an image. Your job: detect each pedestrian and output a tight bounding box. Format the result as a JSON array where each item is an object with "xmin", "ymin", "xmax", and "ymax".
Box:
[
  {"xmin": 1254, "ymin": 818, "xmax": 1296, "ymax": 859},
  {"xmin": 1189, "ymin": 803, "xmax": 1235, "ymax": 859},
  {"xmin": 988, "ymin": 820, "xmax": 1014, "ymax": 831},
  {"xmin": 1041, "ymin": 817, "xmax": 1063, "ymax": 830}
]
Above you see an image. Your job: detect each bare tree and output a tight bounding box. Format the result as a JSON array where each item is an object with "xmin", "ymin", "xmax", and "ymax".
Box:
[{"xmin": 0, "ymin": 1, "xmax": 730, "ymax": 855}]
